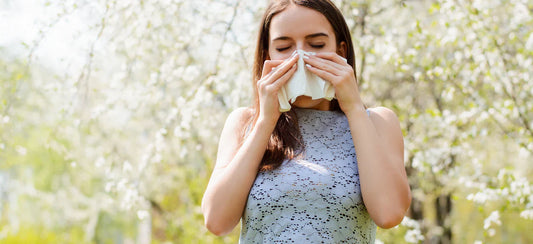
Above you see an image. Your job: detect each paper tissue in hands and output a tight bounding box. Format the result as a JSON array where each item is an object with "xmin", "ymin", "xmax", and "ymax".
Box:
[{"xmin": 277, "ymin": 49, "xmax": 335, "ymax": 112}]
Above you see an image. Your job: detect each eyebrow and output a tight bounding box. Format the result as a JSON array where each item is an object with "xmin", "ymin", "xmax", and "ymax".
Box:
[{"xmin": 272, "ymin": 32, "xmax": 329, "ymax": 42}]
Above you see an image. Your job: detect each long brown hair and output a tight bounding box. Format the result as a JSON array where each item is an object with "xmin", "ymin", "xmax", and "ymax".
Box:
[{"xmin": 244, "ymin": 0, "xmax": 360, "ymax": 171}]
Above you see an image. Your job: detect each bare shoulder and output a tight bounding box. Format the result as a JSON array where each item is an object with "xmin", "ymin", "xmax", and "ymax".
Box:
[
  {"xmin": 367, "ymin": 106, "xmax": 400, "ymax": 123},
  {"xmin": 224, "ymin": 107, "xmax": 254, "ymax": 129},
  {"xmin": 367, "ymin": 106, "xmax": 404, "ymax": 158},
  {"xmin": 215, "ymin": 107, "xmax": 254, "ymax": 169},
  {"xmin": 367, "ymin": 106, "xmax": 403, "ymax": 138}
]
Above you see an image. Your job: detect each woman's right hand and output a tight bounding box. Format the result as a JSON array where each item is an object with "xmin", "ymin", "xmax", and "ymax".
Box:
[{"xmin": 257, "ymin": 52, "xmax": 299, "ymax": 124}]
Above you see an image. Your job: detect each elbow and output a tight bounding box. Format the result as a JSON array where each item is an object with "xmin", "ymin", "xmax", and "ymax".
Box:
[
  {"xmin": 204, "ymin": 216, "xmax": 235, "ymax": 236},
  {"xmin": 205, "ymin": 219, "xmax": 230, "ymax": 236},
  {"xmin": 201, "ymin": 195, "xmax": 239, "ymax": 236},
  {"xmin": 203, "ymin": 210, "xmax": 237, "ymax": 236},
  {"xmin": 374, "ymin": 212, "xmax": 406, "ymax": 229},
  {"xmin": 373, "ymin": 195, "xmax": 411, "ymax": 229}
]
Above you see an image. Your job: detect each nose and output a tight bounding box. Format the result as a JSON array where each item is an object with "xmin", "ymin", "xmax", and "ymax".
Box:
[{"xmin": 295, "ymin": 41, "xmax": 306, "ymax": 52}]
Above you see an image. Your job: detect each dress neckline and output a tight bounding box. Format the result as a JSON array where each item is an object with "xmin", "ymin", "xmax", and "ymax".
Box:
[
  {"xmin": 292, "ymin": 107, "xmax": 370, "ymax": 117},
  {"xmin": 292, "ymin": 107, "xmax": 340, "ymax": 113}
]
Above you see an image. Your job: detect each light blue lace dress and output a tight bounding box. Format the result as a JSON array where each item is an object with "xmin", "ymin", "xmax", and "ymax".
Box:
[{"xmin": 239, "ymin": 107, "xmax": 376, "ymax": 243}]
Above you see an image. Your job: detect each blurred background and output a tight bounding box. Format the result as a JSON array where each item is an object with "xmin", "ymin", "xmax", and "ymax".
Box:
[{"xmin": 0, "ymin": 0, "xmax": 532, "ymax": 243}]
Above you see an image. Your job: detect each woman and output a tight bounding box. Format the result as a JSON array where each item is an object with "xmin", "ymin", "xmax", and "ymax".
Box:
[{"xmin": 202, "ymin": 0, "xmax": 411, "ymax": 242}]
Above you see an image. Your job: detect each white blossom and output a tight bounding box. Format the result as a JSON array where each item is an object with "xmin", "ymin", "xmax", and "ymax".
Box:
[
  {"xmin": 520, "ymin": 209, "xmax": 533, "ymax": 220},
  {"xmin": 483, "ymin": 211, "xmax": 501, "ymax": 230}
]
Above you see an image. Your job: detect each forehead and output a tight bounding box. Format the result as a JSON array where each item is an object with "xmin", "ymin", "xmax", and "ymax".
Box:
[{"xmin": 269, "ymin": 4, "xmax": 334, "ymax": 40}]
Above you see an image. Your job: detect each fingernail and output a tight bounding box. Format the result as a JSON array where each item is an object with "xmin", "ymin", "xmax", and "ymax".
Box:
[
  {"xmin": 308, "ymin": 52, "xmax": 316, "ymax": 55},
  {"xmin": 290, "ymin": 51, "xmax": 298, "ymax": 58},
  {"xmin": 303, "ymin": 55, "xmax": 310, "ymax": 59},
  {"xmin": 341, "ymin": 57, "xmax": 347, "ymax": 63},
  {"xmin": 305, "ymin": 64, "xmax": 312, "ymax": 68}
]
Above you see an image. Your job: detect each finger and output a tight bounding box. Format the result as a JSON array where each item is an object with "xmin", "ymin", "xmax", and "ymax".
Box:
[
  {"xmin": 303, "ymin": 54, "xmax": 344, "ymax": 76},
  {"xmin": 305, "ymin": 63, "xmax": 337, "ymax": 84},
  {"xmin": 265, "ymin": 52, "xmax": 299, "ymax": 84},
  {"xmin": 314, "ymin": 52, "xmax": 348, "ymax": 65},
  {"xmin": 270, "ymin": 63, "xmax": 298, "ymax": 91},
  {"xmin": 307, "ymin": 52, "xmax": 346, "ymax": 70},
  {"xmin": 262, "ymin": 60, "xmax": 284, "ymax": 78}
]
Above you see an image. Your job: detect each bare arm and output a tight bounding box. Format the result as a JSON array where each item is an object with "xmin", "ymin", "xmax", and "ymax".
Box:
[
  {"xmin": 301, "ymin": 51, "xmax": 411, "ymax": 228},
  {"xmin": 202, "ymin": 52, "xmax": 299, "ymax": 235},
  {"xmin": 201, "ymin": 108, "xmax": 277, "ymax": 236},
  {"xmin": 345, "ymin": 106, "xmax": 411, "ymax": 229}
]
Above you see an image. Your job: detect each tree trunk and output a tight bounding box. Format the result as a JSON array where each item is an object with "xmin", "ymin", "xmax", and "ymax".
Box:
[
  {"xmin": 434, "ymin": 194, "xmax": 452, "ymax": 244},
  {"xmin": 409, "ymin": 194, "xmax": 424, "ymax": 221}
]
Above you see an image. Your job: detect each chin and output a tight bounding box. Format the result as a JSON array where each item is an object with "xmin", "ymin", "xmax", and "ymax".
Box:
[{"xmin": 291, "ymin": 96, "xmax": 330, "ymax": 110}]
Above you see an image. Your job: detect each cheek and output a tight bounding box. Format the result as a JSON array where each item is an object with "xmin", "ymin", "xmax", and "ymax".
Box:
[
  {"xmin": 326, "ymin": 40, "xmax": 338, "ymax": 52},
  {"xmin": 268, "ymin": 50, "xmax": 291, "ymax": 61}
]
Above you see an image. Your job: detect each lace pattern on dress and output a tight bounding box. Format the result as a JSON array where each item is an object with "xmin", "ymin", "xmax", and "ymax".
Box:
[{"xmin": 239, "ymin": 107, "xmax": 376, "ymax": 243}]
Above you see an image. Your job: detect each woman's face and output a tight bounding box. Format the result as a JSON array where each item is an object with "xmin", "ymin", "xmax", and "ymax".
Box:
[{"xmin": 268, "ymin": 4, "xmax": 343, "ymax": 110}]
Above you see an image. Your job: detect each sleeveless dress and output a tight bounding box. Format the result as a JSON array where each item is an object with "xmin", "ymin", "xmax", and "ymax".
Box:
[{"xmin": 239, "ymin": 107, "xmax": 376, "ymax": 243}]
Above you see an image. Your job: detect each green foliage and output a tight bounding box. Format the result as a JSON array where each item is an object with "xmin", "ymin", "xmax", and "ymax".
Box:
[{"xmin": 0, "ymin": 225, "xmax": 87, "ymax": 244}]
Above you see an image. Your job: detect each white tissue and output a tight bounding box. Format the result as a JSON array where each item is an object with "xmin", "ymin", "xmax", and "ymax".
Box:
[{"xmin": 277, "ymin": 49, "xmax": 335, "ymax": 112}]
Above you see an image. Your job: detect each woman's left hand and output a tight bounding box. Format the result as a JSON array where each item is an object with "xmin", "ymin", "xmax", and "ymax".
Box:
[{"xmin": 303, "ymin": 52, "xmax": 364, "ymax": 115}]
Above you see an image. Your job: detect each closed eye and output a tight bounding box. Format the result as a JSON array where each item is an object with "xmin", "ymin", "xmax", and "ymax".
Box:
[
  {"xmin": 310, "ymin": 44, "xmax": 325, "ymax": 48},
  {"xmin": 276, "ymin": 46, "xmax": 290, "ymax": 52}
]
